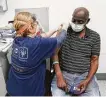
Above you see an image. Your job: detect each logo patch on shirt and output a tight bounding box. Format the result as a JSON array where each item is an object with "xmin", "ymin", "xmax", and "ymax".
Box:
[
  {"xmin": 14, "ymin": 48, "xmax": 18, "ymax": 54},
  {"xmin": 19, "ymin": 47, "xmax": 28, "ymax": 59},
  {"xmin": 12, "ymin": 47, "xmax": 19, "ymax": 58}
]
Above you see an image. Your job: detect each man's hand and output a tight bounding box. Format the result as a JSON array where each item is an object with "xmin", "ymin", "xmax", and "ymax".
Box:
[
  {"xmin": 77, "ymin": 79, "xmax": 89, "ymax": 93},
  {"xmin": 56, "ymin": 72, "xmax": 67, "ymax": 91}
]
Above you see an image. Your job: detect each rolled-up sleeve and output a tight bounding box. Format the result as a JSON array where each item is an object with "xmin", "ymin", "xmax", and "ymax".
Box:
[
  {"xmin": 56, "ymin": 29, "xmax": 67, "ymax": 47},
  {"xmin": 91, "ymin": 34, "xmax": 101, "ymax": 56}
]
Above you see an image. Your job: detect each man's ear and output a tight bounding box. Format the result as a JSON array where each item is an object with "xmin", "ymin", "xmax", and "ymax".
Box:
[{"xmin": 86, "ymin": 18, "xmax": 90, "ymax": 24}]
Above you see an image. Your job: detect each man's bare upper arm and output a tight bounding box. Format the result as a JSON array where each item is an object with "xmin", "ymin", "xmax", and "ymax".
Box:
[{"xmin": 91, "ymin": 55, "xmax": 99, "ymax": 64}]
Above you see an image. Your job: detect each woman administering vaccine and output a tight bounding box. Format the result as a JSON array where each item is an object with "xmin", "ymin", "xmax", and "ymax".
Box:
[{"xmin": 6, "ymin": 12, "xmax": 67, "ymax": 96}]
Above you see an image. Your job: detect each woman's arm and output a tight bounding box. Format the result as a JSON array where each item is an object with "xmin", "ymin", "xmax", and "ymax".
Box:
[
  {"xmin": 40, "ymin": 24, "xmax": 66, "ymax": 38},
  {"xmin": 36, "ymin": 22, "xmax": 59, "ymax": 38},
  {"xmin": 40, "ymin": 30, "xmax": 56, "ymax": 37}
]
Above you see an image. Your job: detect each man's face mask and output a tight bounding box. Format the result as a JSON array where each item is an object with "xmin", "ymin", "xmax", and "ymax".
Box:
[
  {"xmin": 71, "ymin": 22, "xmax": 85, "ymax": 32},
  {"xmin": 71, "ymin": 18, "xmax": 88, "ymax": 32}
]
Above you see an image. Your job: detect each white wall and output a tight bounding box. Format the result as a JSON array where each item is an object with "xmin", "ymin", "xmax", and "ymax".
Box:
[{"xmin": 0, "ymin": 0, "xmax": 106, "ymax": 73}]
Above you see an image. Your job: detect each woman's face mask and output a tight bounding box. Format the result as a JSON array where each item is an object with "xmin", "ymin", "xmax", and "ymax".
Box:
[{"xmin": 71, "ymin": 22, "xmax": 85, "ymax": 32}]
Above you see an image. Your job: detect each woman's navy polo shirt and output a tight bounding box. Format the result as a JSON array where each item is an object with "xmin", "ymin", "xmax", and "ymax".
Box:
[{"xmin": 6, "ymin": 36, "xmax": 58, "ymax": 96}]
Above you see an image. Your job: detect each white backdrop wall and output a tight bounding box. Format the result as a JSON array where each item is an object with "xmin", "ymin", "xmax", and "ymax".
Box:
[{"xmin": 0, "ymin": 0, "xmax": 106, "ymax": 73}]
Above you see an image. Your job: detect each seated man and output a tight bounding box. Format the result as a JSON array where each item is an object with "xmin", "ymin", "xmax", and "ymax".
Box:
[{"xmin": 51, "ymin": 7, "xmax": 101, "ymax": 96}]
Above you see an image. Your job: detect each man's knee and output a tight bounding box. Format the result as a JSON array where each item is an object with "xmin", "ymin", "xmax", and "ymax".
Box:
[
  {"xmin": 51, "ymin": 87, "xmax": 66, "ymax": 96},
  {"xmin": 80, "ymin": 76, "xmax": 100, "ymax": 96},
  {"xmin": 51, "ymin": 78, "xmax": 66, "ymax": 96}
]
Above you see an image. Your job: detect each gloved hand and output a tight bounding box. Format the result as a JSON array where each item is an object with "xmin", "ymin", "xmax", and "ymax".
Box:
[{"xmin": 61, "ymin": 22, "xmax": 70, "ymax": 31}]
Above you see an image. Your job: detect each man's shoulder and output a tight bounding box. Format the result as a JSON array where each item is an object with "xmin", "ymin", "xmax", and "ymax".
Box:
[{"xmin": 88, "ymin": 28, "xmax": 100, "ymax": 38}]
